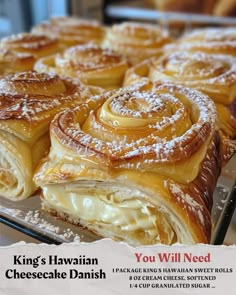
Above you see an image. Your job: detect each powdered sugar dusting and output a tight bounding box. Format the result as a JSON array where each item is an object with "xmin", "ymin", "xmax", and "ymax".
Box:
[
  {"xmin": 112, "ymin": 22, "xmax": 169, "ymax": 41},
  {"xmin": 58, "ymin": 43, "xmax": 125, "ymax": 72},
  {"xmin": 182, "ymin": 27, "xmax": 236, "ymax": 43},
  {"xmin": 152, "ymin": 51, "xmax": 236, "ymax": 87},
  {"xmin": 3, "ymin": 207, "xmax": 81, "ymax": 242},
  {"xmin": 56, "ymin": 84, "xmax": 216, "ymax": 167}
]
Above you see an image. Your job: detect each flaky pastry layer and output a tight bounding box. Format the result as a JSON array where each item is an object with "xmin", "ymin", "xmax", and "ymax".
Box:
[
  {"xmin": 35, "ymin": 44, "xmax": 129, "ymax": 89},
  {"xmin": 0, "ymin": 71, "xmax": 92, "ymax": 200}
]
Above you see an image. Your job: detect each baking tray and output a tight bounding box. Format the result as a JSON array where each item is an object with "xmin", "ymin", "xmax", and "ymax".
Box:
[{"xmin": 0, "ymin": 156, "xmax": 235, "ymax": 245}]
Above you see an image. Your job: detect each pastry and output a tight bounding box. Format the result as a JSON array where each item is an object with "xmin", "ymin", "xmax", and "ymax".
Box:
[
  {"xmin": 0, "ymin": 49, "xmax": 36, "ymax": 74},
  {"xmin": 172, "ymin": 27, "xmax": 236, "ymax": 57},
  {"xmin": 0, "ymin": 71, "xmax": 91, "ymax": 201},
  {"xmin": 34, "ymin": 44, "xmax": 130, "ymax": 89},
  {"xmin": 0, "ymin": 33, "xmax": 59, "ymax": 58},
  {"xmin": 34, "ymin": 83, "xmax": 220, "ymax": 245},
  {"xmin": 125, "ymin": 51, "xmax": 236, "ymax": 164},
  {"xmin": 103, "ymin": 22, "xmax": 172, "ymax": 65},
  {"xmin": 180, "ymin": 27, "xmax": 236, "ymax": 43},
  {"xmin": 32, "ymin": 17, "xmax": 105, "ymax": 49},
  {"xmin": 149, "ymin": 52, "xmax": 236, "ymax": 106}
]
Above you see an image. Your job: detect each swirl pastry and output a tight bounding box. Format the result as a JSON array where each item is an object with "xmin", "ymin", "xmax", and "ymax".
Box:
[
  {"xmin": 103, "ymin": 22, "xmax": 172, "ymax": 65},
  {"xmin": 34, "ymin": 84, "xmax": 220, "ymax": 245},
  {"xmin": 0, "ymin": 49, "xmax": 36, "ymax": 74},
  {"xmin": 0, "ymin": 33, "xmax": 59, "ymax": 58},
  {"xmin": 32, "ymin": 17, "xmax": 105, "ymax": 48},
  {"xmin": 0, "ymin": 71, "xmax": 91, "ymax": 201},
  {"xmin": 34, "ymin": 44, "xmax": 130, "ymax": 89},
  {"xmin": 125, "ymin": 52, "xmax": 236, "ymax": 163},
  {"xmin": 172, "ymin": 27, "xmax": 236, "ymax": 57}
]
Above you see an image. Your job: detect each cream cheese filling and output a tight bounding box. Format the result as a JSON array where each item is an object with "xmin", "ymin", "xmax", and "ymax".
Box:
[{"xmin": 42, "ymin": 182, "xmax": 185, "ymax": 244}]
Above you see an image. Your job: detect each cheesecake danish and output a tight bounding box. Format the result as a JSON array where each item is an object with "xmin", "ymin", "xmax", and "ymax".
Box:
[
  {"xmin": 171, "ymin": 27, "xmax": 236, "ymax": 57},
  {"xmin": 125, "ymin": 52, "xmax": 236, "ymax": 163},
  {"xmin": 103, "ymin": 22, "xmax": 172, "ymax": 65},
  {"xmin": 35, "ymin": 44, "xmax": 129, "ymax": 89},
  {"xmin": 34, "ymin": 83, "xmax": 220, "ymax": 245}
]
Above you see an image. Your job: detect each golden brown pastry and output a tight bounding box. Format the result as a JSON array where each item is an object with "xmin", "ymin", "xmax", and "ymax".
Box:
[
  {"xmin": 149, "ymin": 52, "xmax": 235, "ymax": 104},
  {"xmin": 125, "ymin": 51, "xmax": 236, "ymax": 164},
  {"xmin": 0, "ymin": 71, "xmax": 91, "ymax": 201},
  {"xmin": 150, "ymin": 52, "xmax": 236, "ymax": 139},
  {"xmin": 172, "ymin": 27, "xmax": 236, "ymax": 57},
  {"xmin": 0, "ymin": 33, "xmax": 59, "ymax": 58},
  {"xmin": 0, "ymin": 49, "xmax": 36, "ymax": 74},
  {"xmin": 34, "ymin": 44, "xmax": 130, "ymax": 89},
  {"xmin": 103, "ymin": 22, "xmax": 172, "ymax": 65},
  {"xmin": 32, "ymin": 17, "xmax": 105, "ymax": 49},
  {"xmin": 181, "ymin": 27, "xmax": 236, "ymax": 43},
  {"xmin": 34, "ymin": 83, "xmax": 220, "ymax": 245}
]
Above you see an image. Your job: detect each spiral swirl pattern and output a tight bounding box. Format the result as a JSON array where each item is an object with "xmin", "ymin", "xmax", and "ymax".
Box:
[
  {"xmin": 0, "ymin": 33, "xmax": 59, "ymax": 58},
  {"xmin": 32, "ymin": 17, "xmax": 105, "ymax": 48},
  {"xmin": 173, "ymin": 27, "xmax": 236, "ymax": 57},
  {"xmin": 35, "ymin": 44, "xmax": 129, "ymax": 89},
  {"xmin": 0, "ymin": 71, "xmax": 90, "ymax": 126},
  {"xmin": 52, "ymin": 84, "xmax": 216, "ymax": 176},
  {"xmin": 149, "ymin": 52, "xmax": 236, "ymax": 154},
  {"xmin": 149, "ymin": 51, "xmax": 236, "ymax": 103},
  {"xmin": 103, "ymin": 22, "xmax": 172, "ymax": 64},
  {"xmin": 125, "ymin": 51, "xmax": 236, "ymax": 156}
]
